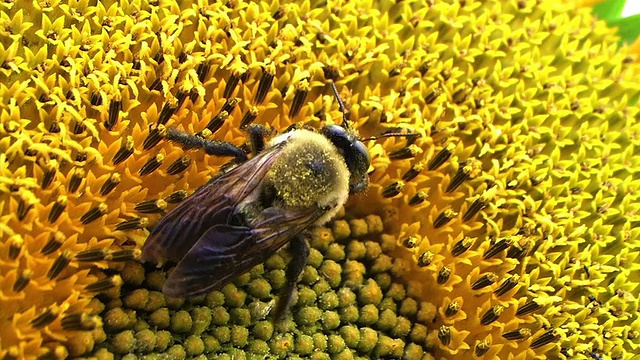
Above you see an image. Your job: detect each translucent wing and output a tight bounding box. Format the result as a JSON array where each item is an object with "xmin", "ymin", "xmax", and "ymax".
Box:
[
  {"xmin": 141, "ymin": 145, "xmax": 283, "ymax": 264},
  {"xmin": 162, "ymin": 205, "xmax": 325, "ymax": 297}
]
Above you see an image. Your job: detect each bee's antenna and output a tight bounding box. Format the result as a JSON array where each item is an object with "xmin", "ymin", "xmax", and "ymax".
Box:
[
  {"xmin": 361, "ymin": 132, "xmax": 419, "ymax": 142},
  {"xmin": 330, "ymin": 82, "xmax": 350, "ymax": 129}
]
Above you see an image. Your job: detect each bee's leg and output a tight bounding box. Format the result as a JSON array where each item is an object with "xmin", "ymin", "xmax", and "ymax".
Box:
[
  {"xmin": 245, "ymin": 124, "xmax": 269, "ymax": 155},
  {"xmin": 165, "ymin": 128, "xmax": 247, "ymax": 161},
  {"xmin": 273, "ymin": 235, "xmax": 309, "ymax": 319}
]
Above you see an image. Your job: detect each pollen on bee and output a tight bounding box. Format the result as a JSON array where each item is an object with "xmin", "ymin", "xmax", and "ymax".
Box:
[
  {"xmin": 80, "ymin": 203, "xmax": 108, "ymax": 225},
  {"xmin": 494, "ymin": 274, "xmax": 520, "ymax": 296},
  {"xmin": 166, "ymin": 156, "xmax": 191, "ymax": 175},
  {"xmin": 47, "ymin": 250, "xmax": 72, "ymax": 280},
  {"xmin": 138, "ymin": 154, "xmax": 164, "ymax": 176},
  {"xmin": 100, "ymin": 173, "xmax": 121, "ymax": 196},
  {"xmin": 427, "ymin": 143, "xmax": 456, "ymax": 171},
  {"xmin": 143, "ymin": 124, "xmax": 167, "ymax": 150},
  {"xmin": 112, "ymin": 136, "xmax": 135, "ymax": 165},
  {"xmin": 480, "ymin": 305, "xmax": 504, "ymax": 326},
  {"xmin": 437, "ymin": 325, "xmax": 451, "ymax": 346},
  {"xmin": 135, "ymin": 199, "xmax": 167, "ymax": 214}
]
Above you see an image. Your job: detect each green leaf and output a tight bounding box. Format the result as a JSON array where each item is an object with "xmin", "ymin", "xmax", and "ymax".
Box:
[
  {"xmin": 607, "ymin": 13, "xmax": 640, "ymax": 44},
  {"xmin": 592, "ymin": 0, "xmax": 626, "ymax": 21}
]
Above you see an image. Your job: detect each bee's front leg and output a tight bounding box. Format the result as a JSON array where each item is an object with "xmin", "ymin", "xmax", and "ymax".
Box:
[{"xmin": 273, "ymin": 235, "xmax": 309, "ymax": 319}]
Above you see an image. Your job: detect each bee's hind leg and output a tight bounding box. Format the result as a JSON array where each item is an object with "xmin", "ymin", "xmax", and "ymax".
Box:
[{"xmin": 272, "ymin": 235, "xmax": 309, "ymax": 319}]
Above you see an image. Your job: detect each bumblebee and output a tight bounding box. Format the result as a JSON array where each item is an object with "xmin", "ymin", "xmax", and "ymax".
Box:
[{"xmin": 142, "ymin": 83, "xmax": 394, "ymax": 315}]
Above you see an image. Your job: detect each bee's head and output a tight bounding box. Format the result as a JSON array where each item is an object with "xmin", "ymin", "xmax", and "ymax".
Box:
[{"xmin": 321, "ymin": 124, "xmax": 370, "ymax": 193}]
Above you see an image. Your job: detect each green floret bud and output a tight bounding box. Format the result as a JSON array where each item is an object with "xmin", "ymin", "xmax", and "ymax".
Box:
[
  {"xmin": 392, "ymin": 316, "xmax": 412, "ymax": 337},
  {"xmin": 386, "ymin": 283, "xmax": 406, "ymax": 302},
  {"xmin": 337, "ymin": 288, "xmax": 356, "ymax": 307},
  {"xmin": 322, "ymin": 310, "xmax": 341, "ymax": 330},
  {"xmin": 104, "ymin": 307, "xmax": 133, "ymax": 332},
  {"xmin": 222, "ymin": 283, "xmax": 246, "ymax": 308},
  {"xmin": 310, "ymin": 352, "xmax": 331, "ymax": 360},
  {"xmin": 365, "ymin": 215, "xmax": 383, "ymax": 234},
  {"xmin": 187, "ymin": 294, "xmax": 207, "ymax": 305},
  {"xmin": 191, "ymin": 307, "xmax": 212, "ymax": 334},
  {"xmin": 295, "ymin": 306, "xmax": 323, "ymax": 326},
  {"xmin": 231, "ymin": 325, "xmax": 249, "ymax": 347},
  {"xmin": 269, "ymin": 333, "xmax": 295, "ymax": 357},
  {"xmin": 252, "ymin": 320, "xmax": 274, "ymax": 341},
  {"xmin": 327, "ymin": 334, "xmax": 346, "ymax": 354},
  {"xmin": 319, "ymin": 290, "xmax": 339, "ymax": 310},
  {"xmin": 309, "ymin": 227, "xmax": 335, "ymax": 251},
  {"xmin": 376, "ymin": 309, "xmax": 398, "ymax": 331},
  {"xmin": 166, "ymin": 344, "xmax": 186, "ymax": 360},
  {"xmin": 144, "ymin": 291, "xmax": 165, "ymax": 312},
  {"xmin": 380, "ymin": 276, "xmax": 396, "ymax": 294},
  {"xmin": 399, "ymin": 297, "xmax": 418, "ymax": 317},
  {"xmin": 122, "ymin": 354, "xmax": 137, "ymax": 360},
  {"xmin": 339, "ymin": 325, "xmax": 360, "ymax": 348},
  {"xmin": 144, "ymin": 271, "xmax": 165, "ymax": 291},
  {"xmin": 134, "ymin": 329, "xmax": 156, "ymax": 353},
  {"xmin": 170, "ymin": 310, "xmax": 193, "ymax": 333},
  {"xmin": 213, "ymin": 326, "xmax": 230, "ymax": 344},
  {"xmin": 358, "ymin": 279, "xmax": 383, "ymax": 305},
  {"xmin": 247, "ymin": 339, "xmax": 270, "ymax": 355},
  {"xmin": 357, "ymin": 327, "xmax": 378, "ymax": 353},
  {"xmin": 333, "ymin": 350, "xmax": 355, "ymax": 360},
  {"xmin": 226, "ymin": 348, "xmax": 246, "ymax": 359},
  {"xmin": 373, "ymin": 335, "xmax": 404, "ymax": 358},
  {"xmin": 312, "ymin": 279, "xmax": 331, "ymax": 295},
  {"xmin": 154, "ymin": 330, "xmax": 172, "ymax": 352},
  {"xmin": 345, "ymin": 240, "xmax": 366, "ymax": 260},
  {"xmin": 306, "ymin": 247, "xmax": 324, "ymax": 268},
  {"xmin": 332, "ymin": 220, "xmax": 351, "ymax": 240},
  {"xmin": 370, "ymin": 254, "xmax": 393, "ymax": 274},
  {"xmin": 349, "ymin": 219, "xmax": 368, "ymax": 238},
  {"xmin": 265, "ymin": 253, "xmax": 286, "ymax": 270},
  {"xmin": 403, "ymin": 342, "xmax": 424, "ymax": 360},
  {"xmin": 202, "ymin": 334, "xmax": 221, "ymax": 353},
  {"xmin": 246, "ymin": 278, "xmax": 272, "ymax": 299},
  {"xmin": 296, "ymin": 287, "xmax": 317, "ymax": 306},
  {"xmin": 409, "ymin": 323, "xmax": 428, "ymax": 344},
  {"xmin": 363, "ymin": 241, "xmax": 382, "ymax": 260},
  {"xmin": 233, "ymin": 272, "xmax": 251, "ymax": 287},
  {"xmin": 123, "ymin": 288, "xmax": 149, "ymax": 310},
  {"xmin": 358, "ymin": 304, "xmax": 379, "ymax": 325},
  {"xmin": 325, "ymin": 243, "xmax": 346, "ymax": 261},
  {"xmin": 342, "ymin": 260, "xmax": 366, "ymax": 287},
  {"xmin": 379, "ymin": 234, "xmax": 397, "ymax": 253},
  {"xmin": 210, "ymin": 306, "xmax": 230, "ymax": 326},
  {"xmin": 301, "ymin": 266, "xmax": 320, "ymax": 285},
  {"xmin": 390, "ymin": 258, "xmax": 411, "ymax": 277},
  {"xmin": 248, "ymin": 300, "xmax": 274, "ymax": 321},
  {"xmin": 319, "ymin": 260, "xmax": 342, "ymax": 288},
  {"xmin": 405, "ymin": 281, "xmax": 422, "ymax": 299},
  {"xmin": 339, "ymin": 305, "xmax": 360, "ymax": 323},
  {"xmin": 267, "ymin": 269, "xmax": 287, "ymax": 290},
  {"xmin": 93, "ymin": 348, "xmax": 112, "ymax": 360},
  {"xmin": 250, "ymin": 263, "xmax": 265, "ymax": 277},
  {"xmin": 120, "ymin": 262, "xmax": 145, "ymax": 286},
  {"xmin": 205, "ymin": 290, "xmax": 225, "ymax": 307},
  {"xmin": 230, "ymin": 308, "xmax": 251, "ymax": 326},
  {"xmin": 312, "ymin": 333, "xmax": 328, "ymax": 351},
  {"xmin": 133, "ymin": 318, "xmax": 149, "ymax": 332},
  {"xmin": 294, "ymin": 334, "xmax": 314, "ymax": 355},
  {"xmin": 164, "ymin": 295, "xmax": 185, "ymax": 309},
  {"xmin": 416, "ymin": 301, "xmax": 437, "ymax": 324},
  {"xmin": 379, "ymin": 297, "xmax": 397, "ymax": 312},
  {"xmin": 111, "ymin": 330, "xmax": 135, "ymax": 354},
  {"xmin": 184, "ymin": 334, "xmax": 205, "ymax": 356}
]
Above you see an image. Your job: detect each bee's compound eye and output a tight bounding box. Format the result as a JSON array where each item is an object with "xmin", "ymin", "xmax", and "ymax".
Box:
[{"xmin": 321, "ymin": 125, "xmax": 370, "ymax": 193}]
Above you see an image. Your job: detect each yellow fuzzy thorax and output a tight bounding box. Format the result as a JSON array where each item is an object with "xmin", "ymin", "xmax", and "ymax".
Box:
[{"xmin": 1, "ymin": 0, "xmax": 639, "ymax": 359}]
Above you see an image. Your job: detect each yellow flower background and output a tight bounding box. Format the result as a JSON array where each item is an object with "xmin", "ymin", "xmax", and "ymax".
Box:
[{"xmin": 1, "ymin": 0, "xmax": 639, "ymax": 359}]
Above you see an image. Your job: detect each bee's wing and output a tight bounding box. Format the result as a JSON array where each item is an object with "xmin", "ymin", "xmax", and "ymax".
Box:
[
  {"xmin": 162, "ymin": 205, "xmax": 325, "ymax": 297},
  {"xmin": 141, "ymin": 146, "xmax": 283, "ymax": 264}
]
